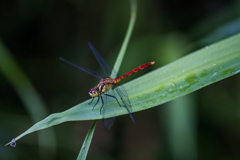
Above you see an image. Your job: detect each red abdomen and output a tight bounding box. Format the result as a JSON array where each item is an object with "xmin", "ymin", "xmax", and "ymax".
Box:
[{"xmin": 113, "ymin": 61, "xmax": 155, "ymax": 84}]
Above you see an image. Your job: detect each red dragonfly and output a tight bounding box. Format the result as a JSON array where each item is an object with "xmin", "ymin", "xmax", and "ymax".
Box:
[{"xmin": 60, "ymin": 42, "xmax": 154, "ymax": 129}]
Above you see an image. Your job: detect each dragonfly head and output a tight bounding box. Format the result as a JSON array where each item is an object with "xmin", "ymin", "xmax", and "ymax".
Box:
[{"xmin": 89, "ymin": 88, "xmax": 98, "ymax": 98}]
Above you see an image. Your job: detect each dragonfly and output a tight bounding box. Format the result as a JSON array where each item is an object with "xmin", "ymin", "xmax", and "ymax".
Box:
[{"xmin": 60, "ymin": 42, "xmax": 154, "ymax": 129}]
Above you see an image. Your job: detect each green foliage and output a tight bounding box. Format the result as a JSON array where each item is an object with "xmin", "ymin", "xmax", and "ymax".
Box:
[{"xmin": 1, "ymin": 0, "xmax": 240, "ymax": 160}]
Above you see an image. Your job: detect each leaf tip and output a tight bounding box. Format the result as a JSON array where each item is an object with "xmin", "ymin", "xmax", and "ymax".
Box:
[{"xmin": 5, "ymin": 138, "xmax": 17, "ymax": 147}]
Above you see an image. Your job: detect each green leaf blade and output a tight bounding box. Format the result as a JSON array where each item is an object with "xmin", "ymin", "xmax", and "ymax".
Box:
[
  {"xmin": 13, "ymin": 33, "xmax": 240, "ymax": 142},
  {"xmin": 128, "ymin": 35, "xmax": 240, "ymax": 111}
]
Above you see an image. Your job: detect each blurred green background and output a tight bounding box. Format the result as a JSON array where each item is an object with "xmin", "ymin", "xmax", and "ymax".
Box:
[{"xmin": 1, "ymin": 0, "xmax": 240, "ymax": 160}]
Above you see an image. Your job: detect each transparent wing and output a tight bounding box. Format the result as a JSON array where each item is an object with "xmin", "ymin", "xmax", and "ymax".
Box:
[
  {"xmin": 100, "ymin": 85, "xmax": 135, "ymax": 128},
  {"xmin": 114, "ymin": 85, "xmax": 131, "ymax": 109},
  {"xmin": 101, "ymin": 90, "xmax": 119, "ymax": 129},
  {"xmin": 102, "ymin": 117, "xmax": 115, "ymax": 130},
  {"xmin": 88, "ymin": 42, "xmax": 113, "ymax": 78},
  {"xmin": 59, "ymin": 57, "xmax": 104, "ymax": 79},
  {"xmin": 114, "ymin": 85, "xmax": 136, "ymax": 124}
]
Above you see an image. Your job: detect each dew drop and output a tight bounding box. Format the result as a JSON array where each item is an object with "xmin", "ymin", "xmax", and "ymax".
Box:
[
  {"xmin": 211, "ymin": 72, "xmax": 218, "ymax": 77},
  {"xmin": 10, "ymin": 141, "xmax": 16, "ymax": 147},
  {"xmin": 168, "ymin": 82, "xmax": 175, "ymax": 87},
  {"xmin": 168, "ymin": 88, "xmax": 174, "ymax": 92},
  {"xmin": 5, "ymin": 139, "xmax": 16, "ymax": 147}
]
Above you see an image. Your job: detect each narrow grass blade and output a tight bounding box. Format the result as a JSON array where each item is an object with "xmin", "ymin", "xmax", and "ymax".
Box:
[
  {"xmin": 77, "ymin": 120, "xmax": 97, "ymax": 160},
  {"xmin": 111, "ymin": 0, "xmax": 137, "ymax": 78}
]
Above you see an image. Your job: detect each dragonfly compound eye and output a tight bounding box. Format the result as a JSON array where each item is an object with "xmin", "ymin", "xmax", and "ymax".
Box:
[{"xmin": 89, "ymin": 88, "xmax": 98, "ymax": 97}]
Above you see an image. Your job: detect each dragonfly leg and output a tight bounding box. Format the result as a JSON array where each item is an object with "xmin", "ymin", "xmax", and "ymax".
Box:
[
  {"xmin": 92, "ymin": 96, "xmax": 100, "ymax": 110},
  {"xmin": 100, "ymin": 96, "xmax": 104, "ymax": 114},
  {"xmin": 105, "ymin": 94, "xmax": 121, "ymax": 107},
  {"xmin": 89, "ymin": 97, "xmax": 95, "ymax": 105}
]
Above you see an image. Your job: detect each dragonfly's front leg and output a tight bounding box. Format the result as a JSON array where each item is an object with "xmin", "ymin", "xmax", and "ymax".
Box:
[
  {"xmin": 89, "ymin": 97, "xmax": 95, "ymax": 105},
  {"xmin": 92, "ymin": 96, "xmax": 100, "ymax": 110}
]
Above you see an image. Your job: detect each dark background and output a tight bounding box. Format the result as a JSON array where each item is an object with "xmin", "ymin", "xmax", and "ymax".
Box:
[{"xmin": 1, "ymin": 0, "xmax": 240, "ymax": 160}]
